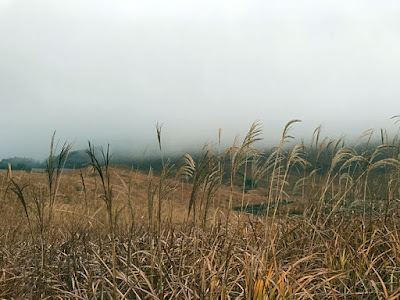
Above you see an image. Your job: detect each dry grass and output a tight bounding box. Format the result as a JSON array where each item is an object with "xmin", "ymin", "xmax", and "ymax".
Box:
[{"xmin": 1, "ymin": 120, "xmax": 400, "ymax": 299}]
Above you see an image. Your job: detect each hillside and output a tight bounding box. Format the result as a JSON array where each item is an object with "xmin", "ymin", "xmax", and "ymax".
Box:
[{"xmin": 1, "ymin": 121, "xmax": 400, "ymax": 298}]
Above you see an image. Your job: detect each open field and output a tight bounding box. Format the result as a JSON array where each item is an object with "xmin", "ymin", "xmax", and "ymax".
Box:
[{"xmin": 1, "ymin": 121, "xmax": 400, "ymax": 299}]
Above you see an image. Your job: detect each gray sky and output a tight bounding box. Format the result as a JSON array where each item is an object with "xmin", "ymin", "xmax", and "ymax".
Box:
[{"xmin": 0, "ymin": 0, "xmax": 399, "ymax": 159}]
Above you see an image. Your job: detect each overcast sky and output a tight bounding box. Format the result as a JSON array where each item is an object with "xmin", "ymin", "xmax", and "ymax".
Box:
[{"xmin": 0, "ymin": 0, "xmax": 399, "ymax": 159}]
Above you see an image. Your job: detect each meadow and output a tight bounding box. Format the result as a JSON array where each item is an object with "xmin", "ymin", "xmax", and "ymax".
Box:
[{"xmin": 1, "ymin": 119, "xmax": 400, "ymax": 299}]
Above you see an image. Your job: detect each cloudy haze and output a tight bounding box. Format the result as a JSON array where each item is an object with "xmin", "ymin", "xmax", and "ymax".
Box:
[{"xmin": 0, "ymin": 0, "xmax": 399, "ymax": 159}]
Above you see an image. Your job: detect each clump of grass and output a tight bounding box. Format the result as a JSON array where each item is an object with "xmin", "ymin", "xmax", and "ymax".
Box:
[
  {"xmin": 46, "ymin": 131, "xmax": 72, "ymax": 224},
  {"xmin": 86, "ymin": 142, "xmax": 118, "ymax": 299},
  {"xmin": 178, "ymin": 144, "xmax": 221, "ymax": 226},
  {"xmin": 226, "ymin": 121, "xmax": 262, "ymax": 222}
]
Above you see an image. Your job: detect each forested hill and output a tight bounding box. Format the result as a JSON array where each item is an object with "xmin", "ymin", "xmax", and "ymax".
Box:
[
  {"xmin": 0, "ymin": 157, "xmax": 44, "ymax": 170},
  {"xmin": 0, "ymin": 149, "xmax": 173, "ymax": 172},
  {"xmin": 0, "ymin": 141, "xmax": 396, "ymax": 174}
]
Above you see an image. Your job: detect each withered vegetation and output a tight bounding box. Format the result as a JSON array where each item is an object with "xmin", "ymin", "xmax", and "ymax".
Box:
[{"xmin": 1, "ymin": 119, "xmax": 400, "ymax": 299}]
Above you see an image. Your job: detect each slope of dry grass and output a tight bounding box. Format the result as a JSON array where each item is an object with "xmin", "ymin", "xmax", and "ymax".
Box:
[{"xmin": 1, "ymin": 120, "xmax": 400, "ymax": 299}]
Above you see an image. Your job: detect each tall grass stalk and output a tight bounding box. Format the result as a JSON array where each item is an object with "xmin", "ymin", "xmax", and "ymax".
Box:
[
  {"xmin": 46, "ymin": 131, "xmax": 71, "ymax": 224},
  {"xmin": 86, "ymin": 142, "xmax": 118, "ymax": 299}
]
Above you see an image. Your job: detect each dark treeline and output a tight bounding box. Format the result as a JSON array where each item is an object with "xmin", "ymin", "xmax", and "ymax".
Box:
[
  {"xmin": 1, "ymin": 140, "xmax": 398, "ymax": 180},
  {"xmin": 0, "ymin": 157, "xmax": 45, "ymax": 170},
  {"xmin": 0, "ymin": 149, "xmax": 181, "ymax": 172}
]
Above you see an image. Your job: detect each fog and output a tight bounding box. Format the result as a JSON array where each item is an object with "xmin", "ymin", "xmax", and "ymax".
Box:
[{"xmin": 0, "ymin": 0, "xmax": 399, "ymax": 159}]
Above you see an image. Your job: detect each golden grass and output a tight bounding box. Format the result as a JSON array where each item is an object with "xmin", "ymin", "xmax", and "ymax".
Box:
[{"xmin": 0, "ymin": 120, "xmax": 400, "ymax": 299}]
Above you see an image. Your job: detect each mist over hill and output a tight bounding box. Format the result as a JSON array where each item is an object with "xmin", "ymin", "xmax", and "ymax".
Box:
[
  {"xmin": 0, "ymin": 157, "xmax": 44, "ymax": 170},
  {"xmin": 1, "ymin": 135, "xmax": 398, "ymax": 174}
]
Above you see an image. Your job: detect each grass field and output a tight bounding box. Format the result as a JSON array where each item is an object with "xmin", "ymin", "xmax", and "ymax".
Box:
[{"xmin": 1, "ymin": 120, "xmax": 400, "ymax": 299}]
